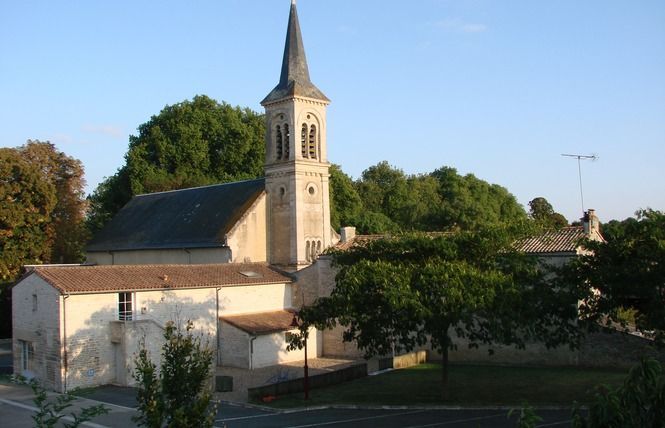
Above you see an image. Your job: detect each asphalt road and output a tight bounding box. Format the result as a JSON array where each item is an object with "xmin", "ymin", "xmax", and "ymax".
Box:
[{"xmin": 0, "ymin": 383, "xmax": 575, "ymax": 428}]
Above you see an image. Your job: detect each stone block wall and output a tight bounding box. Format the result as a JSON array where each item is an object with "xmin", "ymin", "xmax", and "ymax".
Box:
[{"xmin": 12, "ymin": 276, "xmax": 62, "ymax": 391}]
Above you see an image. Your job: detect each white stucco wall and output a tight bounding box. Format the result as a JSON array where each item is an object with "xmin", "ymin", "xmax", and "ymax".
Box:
[
  {"xmin": 251, "ymin": 327, "xmax": 317, "ymax": 369},
  {"xmin": 60, "ymin": 287, "xmax": 218, "ymax": 390},
  {"xmin": 218, "ymin": 283, "xmax": 291, "ymax": 315}
]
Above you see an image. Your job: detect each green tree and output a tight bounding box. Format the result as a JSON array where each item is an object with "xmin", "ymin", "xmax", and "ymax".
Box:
[
  {"xmin": 356, "ymin": 161, "xmax": 410, "ymax": 224},
  {"xmin": 297, "ymin": 226, "xmax": 582, "ymax": 396},
  {"xmin": 0, "ymin": 148, "xmax": 56, "ymax": 280},
  {"xmin": 31, "ymin": 380, "xmax": 108, "ymax": 428},
  {"xmin": 528, "ymin": 197, "xmax": 568, "ymax": 229},
  {"xmin": 19, "ymin": 141, "xmax": 88, "ymax": 263},
  {"xmin": 567, "ymin": 209, "xmax": 665, "ymax": 344},
  {"xmin": 133, "ymin": 320, "xmax": 216, "ymax": 428},
  {"xmin": 571, "ymin": 358, "xmax": 665, "ymax": 428},
  {"xmin": 430, "ymin": 166, "xmax": 527, "ymax": 230},
  {"xmin": 87, "ymin": 95, "xmax": 265, "ymax": 232},
  {"xmin": 329, "ymin": 164, "xmax": 363, "ymax": 231}
]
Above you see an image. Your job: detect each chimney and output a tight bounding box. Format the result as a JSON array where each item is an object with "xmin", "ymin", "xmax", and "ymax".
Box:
[
  {"xmin": 340, "ymin": 226, "xmax": 356, "ymax": 243},
  {"xmin": 583, "ymin": 209, "xmax": 599, "ymax": 236}
]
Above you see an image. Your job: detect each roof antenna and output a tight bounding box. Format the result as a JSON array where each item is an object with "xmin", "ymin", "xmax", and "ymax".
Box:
[{"xmin": 561, "ymin": 153, "xmax": 598, "ymax": 217}]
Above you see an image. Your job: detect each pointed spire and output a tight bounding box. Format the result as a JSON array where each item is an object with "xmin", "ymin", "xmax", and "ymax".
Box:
[{"xmin": 262, "ymin": 1, "xmax": 329, "ymax": 105}]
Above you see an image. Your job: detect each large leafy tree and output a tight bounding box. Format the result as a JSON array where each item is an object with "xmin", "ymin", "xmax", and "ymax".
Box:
[
  {"xmin": 19, "ymin": 141, "xmax": 88, "ymax": 263},
  {"xmin": 567, "ymin": 209, "xmax": 665, "ymax": 344},
  {"xmin": 329, "ymin": 164, "xmax": 363, "ymax": 231},
  {"xmin": 528, "ymin": 197, "xmax": 568, "ymax": 229},
  {"xmin": 0, "ymin": 148, "xmax": 57, "ymax": 280},
  {"xmin": 430, "ymin": 166, "xmax": 527, "ymax": 230},
  {"xmin": 297, "ymin": 226, "xmax": 583, "ymax": 396},
  {"xmin": 87, "ymin": 95, "xmax": 266, "ymax": 232}
]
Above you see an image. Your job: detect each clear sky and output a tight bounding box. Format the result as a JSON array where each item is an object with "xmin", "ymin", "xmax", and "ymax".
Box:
[{"xmin": 1, "ymin": 0, "xmax": 664, "ymax": 223}]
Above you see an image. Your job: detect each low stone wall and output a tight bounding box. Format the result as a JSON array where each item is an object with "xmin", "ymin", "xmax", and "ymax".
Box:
[
  {"xmin": 367, "ymin": 351, "xmax": 428, "ymax": 373},
  {"xmin": 247, "ymin": 363, "xmax": 367, "ymax": 401},
  {"xmin": 436, "ymin": 328, "xmax": 665, "ymax": 369},
  {"xmin": 579, "ymin": 328, "xmax": 665, "ymax": 369}
]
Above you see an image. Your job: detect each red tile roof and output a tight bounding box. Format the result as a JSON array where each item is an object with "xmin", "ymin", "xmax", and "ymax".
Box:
[
  {"xmin": 337, "ymin": 229, "xmax": 590, "ymax": 255},
  {"xmin": 514, "ymin": 226, "xmax": 587, "ymax": 254},
  {"xmin": 220, "ymin": 310, "xmax": 297, "ymax": 335},
  {"xmin": 27, "ymin": 263, "xmax": 291, "ymax": 294}
]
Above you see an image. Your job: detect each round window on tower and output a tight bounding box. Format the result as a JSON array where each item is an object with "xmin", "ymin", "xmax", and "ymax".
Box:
[{"xmin": 306, "ymin": 183, "xmax": 317, "ymax": 196}]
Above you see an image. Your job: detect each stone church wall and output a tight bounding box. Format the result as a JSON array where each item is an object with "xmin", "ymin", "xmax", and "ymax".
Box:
[{"xmin": 86, "ymin": 247, "xmax": 232, "ymax": 265}]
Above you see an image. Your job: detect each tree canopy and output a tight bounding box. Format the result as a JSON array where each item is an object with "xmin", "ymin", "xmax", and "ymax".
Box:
[
  {"xmin": 567, "ymin": 209, "xmax": 665, "ymax": 344},
  {"xmin": 528, "ymin": 197, "xmax": 568, "ymax": 229},
  {"xmin": 337, "ymin": 161, "xmax": 527, "ymax": 234},
  {"xmin": 20, "ymin": 141, "xmax": 88, "ymax": 264},
  {"xmin": 0, "ymin": 147, "xmax": 56, "ymax": 280},
  {"xmin": 87, "ymin": 95, "xmax": 266, "ymax": 232},
  {"xmin": 296, "ymin": 226, "xmax": 583, "ymax": 394}
]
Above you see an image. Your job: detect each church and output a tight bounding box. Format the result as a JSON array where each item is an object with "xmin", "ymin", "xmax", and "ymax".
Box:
[
  {"xmin": 12, "ymin": 0, "xmax": 363, "ymax": 393},
  {"xmin": 12, "ymin": 1, "xmax": 611, "ymax": 394}
]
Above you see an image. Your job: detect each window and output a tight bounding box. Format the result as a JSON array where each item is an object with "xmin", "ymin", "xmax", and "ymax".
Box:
[
  {"xmin": 301, "ymin": 123, "xmax": 308, "ymax": 158},
  {"xmin": 283, "ymin": 124, "xmax": 290, "ymax": 160},
  {"xmin": 32, "ymin": 294, "xmax": 38, "ymax": 312},
  {"xmin": 19, "ymin": 340, "xmax": 34, "ymax": 372},
  {"xmin": 308, "ymin": 124, "xmax": 317, "ymax": 159},
  {"xmin": 118, "ymin": 292, "xmax": 133, "ymax": 321},
  {"xmin": 275, "ymin": 125, "xmax": 283, "ymax": 160}
]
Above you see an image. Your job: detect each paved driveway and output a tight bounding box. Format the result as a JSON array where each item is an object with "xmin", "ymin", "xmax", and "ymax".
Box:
[{"xmin": 0, "ymin": 383, "xmax": 574, "ymax": 428}]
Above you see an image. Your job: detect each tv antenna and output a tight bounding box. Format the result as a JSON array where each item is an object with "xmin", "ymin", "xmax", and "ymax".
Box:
[{"xmin": 561, "ymin": 153, "xmax": 597, "ymax": 216}]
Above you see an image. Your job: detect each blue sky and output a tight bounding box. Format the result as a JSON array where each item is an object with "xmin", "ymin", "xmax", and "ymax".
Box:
[{"xmin": 1, "ymin": 0, "xmax": 664, "ymax": 223}]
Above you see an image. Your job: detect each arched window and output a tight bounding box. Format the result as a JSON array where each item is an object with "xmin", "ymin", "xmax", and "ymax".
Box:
[
  {"xmin": 308, "ymin": 124, "xmax": 317, "ymax": 159},
  {"xmin": 301, "ymin": 124, "xmax": 308, "ymax": 158},
  {"xmin": 283, "ymin": 124, "xmax": 290, "ymax": 160},
  {"xmin": 305, "ymin": 241, "xmax": 311, "ymax": 262},
  {"xmin": 275, "ymin": 125, "xmax": 283, "ymax": 160},
  {"xmin": 316, "ymin": 240, "xmax": 322, "ymax": 255},
  {"xmin": 310, "ymin": 240, "xmax": 317, "ymax": 260}
]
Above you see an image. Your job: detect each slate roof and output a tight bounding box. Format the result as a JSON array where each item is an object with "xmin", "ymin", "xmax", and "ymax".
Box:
[
  {"xmin": 220, "ymin": 309, "xmax": 297, "ymax": 335},
  {"xmin": 86, "ymin": 178, "xmax": 265, "ymax": 252},
  {"xmin": 27, "ymin": 263, "xmax": 291, "ymax": 294},
  {"xmin": 514, "ymin": 226, "xmax": 587, "ymax": 254},
  {"xmin": 261, "ymin": 0, "xmax": 329, "ymax": 104}
]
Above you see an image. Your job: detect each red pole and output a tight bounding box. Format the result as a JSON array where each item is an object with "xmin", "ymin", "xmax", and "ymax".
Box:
[{"xmin": 304, "ymin": 334, "xmax": 309, "ymax": 400}]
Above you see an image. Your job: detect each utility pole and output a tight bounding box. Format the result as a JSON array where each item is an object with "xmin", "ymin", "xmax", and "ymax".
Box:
[{"xmin": 561, "ymin": 153, "xmax": 597, "ymax": 216}]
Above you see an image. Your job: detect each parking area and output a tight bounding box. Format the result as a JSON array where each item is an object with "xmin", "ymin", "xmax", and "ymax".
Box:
[{"xmin": 0, "ymin": 382, "xmax": 574, "ymax": 428}]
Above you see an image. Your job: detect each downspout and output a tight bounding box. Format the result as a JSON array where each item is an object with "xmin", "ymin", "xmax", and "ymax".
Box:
[
  {"xmin": 216, "ymin": 287, "xmax": 221, "ymax": 366},
  {"xmin": 183, "ymin": 248, "xmax": 191, "ymax": 264},
  {"xmin": 62, "ymin": 294, "xmax": 70, "ymax": 392},
  {"xmin": 249, "ymin": 336, "xmax": 257, "ymax": 370}
]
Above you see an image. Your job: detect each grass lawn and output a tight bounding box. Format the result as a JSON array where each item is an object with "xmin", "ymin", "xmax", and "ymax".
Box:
[{"xmin": 259, "ymin": 363, "xmax": 628, "ymax": 408}]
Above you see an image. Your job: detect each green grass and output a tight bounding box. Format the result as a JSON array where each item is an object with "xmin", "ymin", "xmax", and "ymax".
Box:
[{"xmin": 259, "ymin": 363, "xmax": 628, "ymax": 408}]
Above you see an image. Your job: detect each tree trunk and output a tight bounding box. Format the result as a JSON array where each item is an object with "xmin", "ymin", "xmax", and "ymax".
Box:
[{"xmin": 440, "ymin": 330, "xmax": 451, "ymax": 401}]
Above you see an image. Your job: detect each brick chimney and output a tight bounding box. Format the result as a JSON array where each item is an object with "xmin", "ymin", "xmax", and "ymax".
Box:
[
  {"xmin": 340, "ymin": 226, "xmax": 356, "ymax": 243},
  {"xmin": 583, "ymin": 209, "xmax": 600, "ymax": 236}
]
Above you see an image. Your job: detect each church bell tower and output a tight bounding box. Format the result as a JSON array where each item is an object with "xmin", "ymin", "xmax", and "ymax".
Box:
[{"xmin": 262, "ymin": 0, "xmax": 332, "ymax": 271}]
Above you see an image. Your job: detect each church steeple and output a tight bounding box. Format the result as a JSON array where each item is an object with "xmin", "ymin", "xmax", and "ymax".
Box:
[
  {"xmin": 262, "ymin": 0, "xmax": 329, "ymax": 105},
  {"xmin": 262, "ymin": 0, "xmax": 333, "ymax": 271}
]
